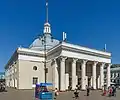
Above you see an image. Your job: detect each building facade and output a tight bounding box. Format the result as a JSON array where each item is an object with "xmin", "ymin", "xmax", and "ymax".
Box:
[
  {"xmin": 0, "ymin": 72, "xmax": 5, "ymax": 80},
  {"xmin": 104, "ymin": 64, "xmax": 120, "ymax": 86},
  {"xmin": 5, "ymin": 2, "xmax": 112, "ymax": 90}
]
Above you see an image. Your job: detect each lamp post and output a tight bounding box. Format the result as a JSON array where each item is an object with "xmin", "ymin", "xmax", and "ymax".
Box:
[
  {"xmin": 42, "ymin": 35, "xmax": 47, "ymax": 83},
  {"xmin": 42, "ymin": 34, "xmax": 53, "ymax": 83}
]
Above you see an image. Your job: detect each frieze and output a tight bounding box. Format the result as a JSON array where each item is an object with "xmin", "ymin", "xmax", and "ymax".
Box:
[
  {"xmin": 62, "ymin": 46, "xmax": 111, "ymax": 59},
  {"xmin": 18, "ymin": 52, "xmax": 44, "ymax": 57},
  {"xmin": 46, "ymin": 43, "xmax": 111, "ymax": 60}
]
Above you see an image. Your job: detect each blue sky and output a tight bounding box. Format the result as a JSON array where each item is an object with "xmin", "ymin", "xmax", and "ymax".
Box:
[{"xmin": 0, "ymin": 0, "xmax": 120, "ymax": 71}]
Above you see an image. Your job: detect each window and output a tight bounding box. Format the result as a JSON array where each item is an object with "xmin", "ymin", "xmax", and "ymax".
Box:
[
  {"xmin": 117, "ymin": 80, "xmax": 120, "ymax": 84},
  {"xmin": 118, "ymin": 73, "xmax": 119, "ymax": 77},
  {"xmin": 33, "ymin": 77, "xmax": 38, "ymax": 84},
  {"xmin": 114, "ymin": 73, "xmax": 116, "ymax": 77},
  {"xmin": 33, "ymin": 66, "xmax": 37, "ymax": 71},
  {"xmin": 114, "ymin": 80, "xmax": 116, "ymax": 83}
]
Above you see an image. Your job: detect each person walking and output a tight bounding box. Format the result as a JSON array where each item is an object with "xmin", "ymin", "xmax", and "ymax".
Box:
[
  {"xmin": 74, "ymin": 89, "xmax": 79, "ymax": 100},
  {"xmin": 108, "ymin": 86, "xmax": 113, "ymax": 97},
  {"xmin": 112, "ymin": 86, "xmax": 116, "ymax": 96},
  {"xmin": 54, "ymin": 88, "xmax": 59, "ymax": 99},
  {"xmin": 86, "ymin": 85, "xmax": 90, "ymax": 96},
  {"xmin": 102, "ymin": 87, "xmax": 107, "ymax": 96}
]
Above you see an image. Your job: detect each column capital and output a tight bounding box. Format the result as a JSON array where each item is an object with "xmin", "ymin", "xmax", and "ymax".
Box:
[
  {"xmin": 93, "ymin": 61, "xmax": 98, "ymax": 66},
  {"xmin": 81, "ymin": 59, "xmax": 87, "ymax": 64},
  {"xmin": 60, "ymin": 56, "xmax": 67, "ymax": 62},
  {"xmin": 72, "ymin": 58, "xmax": 78, "ymax": 63},
  {"xmin": 106, "ymin": 63, "xmax": 112, "ymax": 67},
  {"xmin": 100, "ymin": 62, "xmax": 106, "ymax": 67},
  {"xmin": 52, "ymin": 58, "xmax": 56, "ymax": 62},
  {"xmin": 51, "ymin": 59, "xmax": 57, "ymax": 66},
  {"xmin": 101, "ymin": 62, "xmax": 105, "ymax": 65}
]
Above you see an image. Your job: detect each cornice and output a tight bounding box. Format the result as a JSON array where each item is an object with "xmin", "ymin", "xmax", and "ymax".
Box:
[
  {"xmin": 5, "ymin": 47, "xmax": 44, "ymax": 69},
  {"xmin": 17, "ymin": 47, "xmax": 44, "ymax": 57},
  {"xmin": 18, "ymin": 52, "xmax": 44, "ymax": 57},
  {"xmin": 46, "ymin": 42, "xmax": 111, "ymax": 59},
  {"xmin": 62, "ymin": 46, "xmax": 111, "ymax": 59},
  {"xmin": 62, "ymin": 42, "xmax": 111, "ymax": 56}
]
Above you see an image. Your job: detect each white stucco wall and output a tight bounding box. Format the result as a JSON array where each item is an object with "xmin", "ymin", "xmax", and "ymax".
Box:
[{"xmin": 18, "ymin": 54, "xmax": 45, "ymax": 89}]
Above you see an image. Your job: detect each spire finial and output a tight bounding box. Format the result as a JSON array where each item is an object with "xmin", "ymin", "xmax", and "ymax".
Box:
[
  {"xmin": 43, "ymin": 0, "xmax": 51, "ymax": 34},
  {"xmin": 46, "ymin": 0, "xmax": 48, "ymax": 23}
]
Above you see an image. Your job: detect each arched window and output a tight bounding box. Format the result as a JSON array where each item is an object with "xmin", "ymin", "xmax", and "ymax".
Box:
[{"xmin": 33, "ymin": 66, "xmax": 37, "ymax": 71}]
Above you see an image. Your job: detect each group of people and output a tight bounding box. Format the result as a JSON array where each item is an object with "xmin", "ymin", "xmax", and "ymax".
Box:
[
  {"xmin": 102, "ymin": 85, "xmax": 117, "ymax": 97},
  {"xmin": 54, "ymin": 85, "xmax": 117, "ymax": 100},
  {"xmin": 73, "ymin": 85, "xmax": 91, "ymax": 99}
]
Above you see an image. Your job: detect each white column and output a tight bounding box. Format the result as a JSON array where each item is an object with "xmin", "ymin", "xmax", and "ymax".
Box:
[
  {"xmin": 100, "ymin": 63, "xmax": 105, "ymax": 89},
  {"xmin": 97, "ymin": 76, "xmax": 100, "ymax": 89},
  {"xmin": 85, "ymin": 76, "xmax": 88, "ymax": 86},
  {"xmin": 72, "ymin": 58, "xmax": 77, "ymax": 90},
  {"xmin": 52, "ymin": 59, "xmax": 59, "ymax": 90},
  {"xmin": 90, "ymin": 77, "xmax": 92, "ymax": 87},
  {"xmin": 76, "ymin": 76, "xmax": 78, "ymax": 86},
  {"xmin": 65, "ymin": 73, "xmax": 69, "ymax": 90},
  {"xmin": 60, "ymin": 57, "xmax": 66, "ymax": 91},
  {"xmin": 107, "ymin": 64, "xmax": 111, "ymax": 88},
  {"xmin": 92, "ymin": 61, "xmax": 98, "ymax": 89},
  {"xmin": 81, "ymin": 60, "xmax": 87, "ymax": 90}
]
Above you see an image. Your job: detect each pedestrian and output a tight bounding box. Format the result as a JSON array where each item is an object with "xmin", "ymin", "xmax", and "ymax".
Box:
[
  {"xmin": 108, "ymin": 86, "xmax": 112, "ymax": 97},
  {"xmin": 112, "ymin": 86, "xmax": 116, "ymax": 96},
  {"xmin": 86, "ymin": 85, "xmax": 90, "ymax": 96},
  {"xmin": 54, "ymin": 88, "xmax": 59, "ymax": 99},
  {"xmin": 103, "ymin": 88, "xmax": 107, "ymax": 96},
  {"xmin": 112, "ymin": 86, "xmax": 114, "ymax": 96},
  {"xmin": 74, "ymin": 89, "xmax": 79, "ymax": 100}
]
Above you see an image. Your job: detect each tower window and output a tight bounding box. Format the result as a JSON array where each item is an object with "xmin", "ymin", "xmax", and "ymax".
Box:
[{"xmin": 33, "ymin": 66, "xmax": 37, "ymax": 71}]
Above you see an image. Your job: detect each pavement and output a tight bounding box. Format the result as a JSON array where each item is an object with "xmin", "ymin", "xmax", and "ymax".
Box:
[{"xmin": 0, "ymin": 88, "xmax": 120, "ymax": 100}]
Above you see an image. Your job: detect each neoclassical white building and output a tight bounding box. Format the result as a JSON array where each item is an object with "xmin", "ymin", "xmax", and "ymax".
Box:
[
  {"xmin": 104, "ymin": 64, "xmax": 120, "ymax": 86},
  {"xmin": 5, "ymin": 2, "xmax": 111, "ymax": 90}
]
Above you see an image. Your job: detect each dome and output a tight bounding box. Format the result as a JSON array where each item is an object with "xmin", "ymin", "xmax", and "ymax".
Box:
[{"xmin": 29, "ymin": 34, "xmax": 60, "ymax": 51}]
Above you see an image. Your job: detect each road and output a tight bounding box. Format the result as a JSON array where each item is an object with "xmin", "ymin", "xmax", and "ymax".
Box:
[{"xmin": 0, "ymin": 88, "xmax": 120, "ymax": 100}]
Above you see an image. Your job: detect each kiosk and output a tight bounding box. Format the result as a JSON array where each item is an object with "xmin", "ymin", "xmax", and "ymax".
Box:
[{"xmin": 35, "ymin": 83, "xmax": 53, "ymax": 100}]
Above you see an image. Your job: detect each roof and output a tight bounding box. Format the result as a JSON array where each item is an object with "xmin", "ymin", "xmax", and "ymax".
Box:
[
  {"xmin": 111, "ymin": 64, "xmax": 120, "ymax": 68},
  {"xmin": 29, "ymin": 33, "xmax": 60, "ymax": 51}
]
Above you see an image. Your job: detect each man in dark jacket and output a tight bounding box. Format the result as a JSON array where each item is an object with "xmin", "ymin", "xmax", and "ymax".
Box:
[{"xmin": 86, "ymin": 86, "xmax": 90, "ymax": 96}]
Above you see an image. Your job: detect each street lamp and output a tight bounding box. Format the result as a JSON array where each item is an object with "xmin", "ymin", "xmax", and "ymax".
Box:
[{"xmin": 42, "ymin": 35, "xmax": 53, "ymax": 83}]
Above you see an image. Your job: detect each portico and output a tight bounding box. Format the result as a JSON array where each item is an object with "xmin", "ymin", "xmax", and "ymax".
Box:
[{"xmin": 48, "ymin": 42, "xmax": 111, "ymax": 91}]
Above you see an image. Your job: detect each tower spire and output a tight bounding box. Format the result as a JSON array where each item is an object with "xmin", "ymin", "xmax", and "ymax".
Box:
[
  {"xmin": 46, "ymin": 0, "xmax": 48, "ymax": 23},
  {"xmin": 43, "ymin": 0, "xmax": 51, "ymax": 34}
]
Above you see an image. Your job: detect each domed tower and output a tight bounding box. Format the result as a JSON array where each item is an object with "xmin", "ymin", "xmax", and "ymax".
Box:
[{"xmin": 29, "ymin": 1, "xmax": 59, "ymax": 51}]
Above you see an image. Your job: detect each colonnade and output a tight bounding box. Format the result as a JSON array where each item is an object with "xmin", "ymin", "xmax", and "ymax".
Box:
[{"xmin": 52, "ymin": 56, "xmax": 111, "ymax": 91}]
